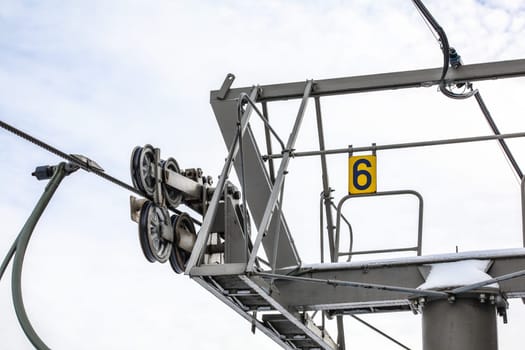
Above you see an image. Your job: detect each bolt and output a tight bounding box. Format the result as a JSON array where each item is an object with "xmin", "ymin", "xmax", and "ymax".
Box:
[{"xmin": 479, "ymin": 293, "xmax": 487, "ymax": 303}]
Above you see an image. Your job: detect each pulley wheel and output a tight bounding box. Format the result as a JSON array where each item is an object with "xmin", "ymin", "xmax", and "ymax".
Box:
[
  {"xmin": 139, "ymin": 201, "xmax": 172, "ymax": 263},
  {"xmin": 135, "ymin": 144, "xmax": 157, "ymax": 197},
  {"xmin": 169, "ymin": 213, "xmax": 195, "ymax": 274},
  {"xmin": 162, "ymin": 157, "xmax": 183, "ymax": 210},
  {"xmin": 130, "ymin": 146, "xmax": 143, "ymax": 193}
]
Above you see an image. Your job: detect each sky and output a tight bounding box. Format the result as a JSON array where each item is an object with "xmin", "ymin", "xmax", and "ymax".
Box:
[{"xmin": 1, "ymin": 0, "xmax": 525, "ymax": 349}]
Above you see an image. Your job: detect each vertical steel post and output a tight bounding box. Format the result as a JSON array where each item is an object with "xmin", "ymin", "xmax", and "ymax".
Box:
[
  {"xmin": 262, "ymin": 102, "xmax": 276, "ymax": 184},
  {"xmin": 314, "ymin": 97, "xmax": 336, "ymax": 261},
  {"xmin": 422, "ymin": 298, "xmax": 498, "ymax": 350},
  {"xmin": 522, "ymin": 177, "xmax": 525, "ymax": 247},
  {"xmin": 314, "ymin": 97, "xmax": 346, "ymax": 350}
]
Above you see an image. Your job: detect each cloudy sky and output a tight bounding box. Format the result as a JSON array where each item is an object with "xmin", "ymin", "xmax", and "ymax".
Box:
[{"xmin": 1, "ymin": 0, "xmax": 525, "ymax": 349}]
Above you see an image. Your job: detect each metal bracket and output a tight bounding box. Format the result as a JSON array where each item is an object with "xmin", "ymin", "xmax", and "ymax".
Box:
[{"xmin": 217, "ymin": 73, "xmax": 236, "ymax": 100}]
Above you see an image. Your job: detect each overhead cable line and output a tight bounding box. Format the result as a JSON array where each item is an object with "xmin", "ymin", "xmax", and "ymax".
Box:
[
  {"xmin": 0, "ymin": 119, "xmax": 202, "ymax": 225},
  {"xmin": 0, "ymin": 119, "xmax": 141, "ymax": 196}
]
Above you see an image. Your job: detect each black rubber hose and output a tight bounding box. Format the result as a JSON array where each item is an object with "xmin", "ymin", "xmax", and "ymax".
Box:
[
  {"xmin": 412, "ymin": 0, "xmax": 450, "ymax": 81},
  {"xmin": 0, "ymin": 238, "xmax": 17, "ymax": 282}
]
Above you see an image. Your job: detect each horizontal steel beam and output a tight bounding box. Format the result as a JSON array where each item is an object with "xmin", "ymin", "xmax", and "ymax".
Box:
[
  {"xmin": 264, "ymin": 131, "xmax": 525, "ymax": 160},
  {"xmin": 255, "ymin": 272, "xmax": 448, "ymax": 298},
  {"xmin": 164, "ymin": 170, "xmax": 202, "ymax": 199},
  {"xmin": 265, "ymin": 249, "xmax": 525, "ymax": 312},
  {"xmin": 211, "ymin": 59, "xmax": 525, "ymax": 102}
]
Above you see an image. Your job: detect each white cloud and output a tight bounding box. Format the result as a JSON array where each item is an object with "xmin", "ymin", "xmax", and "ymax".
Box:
[{"xmin": 1, "ymin": 1, "xmax": 525, "ymax": 349}]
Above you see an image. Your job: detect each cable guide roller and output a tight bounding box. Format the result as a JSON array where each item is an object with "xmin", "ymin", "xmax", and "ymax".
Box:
[{"xmin": 128, "ymin": 144, "xmax": 253, "ymax": 273}]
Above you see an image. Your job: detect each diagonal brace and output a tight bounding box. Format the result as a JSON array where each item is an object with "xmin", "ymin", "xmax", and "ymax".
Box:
[
  {"xmin": 185, "ymin": 88, "xmax": 259, "ymax": 273},
  {"xmin": 247, "ymin": 80, "xmax": 313, "ymax": 271}
]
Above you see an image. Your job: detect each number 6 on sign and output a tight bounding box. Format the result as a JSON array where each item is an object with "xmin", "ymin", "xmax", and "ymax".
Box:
[{"xmin": 348, "ymin": 155, "xmax": 377, "ymax": 194}]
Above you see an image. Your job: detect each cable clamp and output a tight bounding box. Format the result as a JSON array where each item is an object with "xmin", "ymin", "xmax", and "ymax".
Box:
[
  {"xmin": 69, "ymin": 154, "xmax": 104, "ymax": 173},
  {"xmin": 281, "ymin": 148, "xmax": 295, "ymax": 157}
]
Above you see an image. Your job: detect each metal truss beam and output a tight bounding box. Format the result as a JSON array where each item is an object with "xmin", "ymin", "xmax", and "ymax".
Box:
[
  {"xmin": 211, "ymin": 59, "xmax": 525, "ymax": 102},
  {"xmin": 210, "ymin": 89, "xmax": 301, "ymax": 270}
]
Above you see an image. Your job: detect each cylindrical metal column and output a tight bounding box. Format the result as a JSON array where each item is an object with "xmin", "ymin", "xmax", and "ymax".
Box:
[{"xmin": 422, "ymin": 298, "xmax": 498, "ymax": 350}]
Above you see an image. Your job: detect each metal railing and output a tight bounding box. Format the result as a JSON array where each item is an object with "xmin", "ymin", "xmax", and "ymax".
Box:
[{"xmin": 335, "ymin": 190, "xmax": 424, "ymax": 261}]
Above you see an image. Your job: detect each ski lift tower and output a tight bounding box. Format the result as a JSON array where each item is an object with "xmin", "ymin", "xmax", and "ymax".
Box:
[{"xmin": 129, "ymin": 59, "xmax": 525, "ymax": 350}]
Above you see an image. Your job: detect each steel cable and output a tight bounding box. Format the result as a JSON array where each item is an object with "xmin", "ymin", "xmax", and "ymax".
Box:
[{"xmin": 0, "ymin": 119, "xmax": 142, "ymax": 196}]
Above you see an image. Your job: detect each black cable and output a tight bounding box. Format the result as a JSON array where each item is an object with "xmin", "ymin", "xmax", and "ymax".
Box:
[
  {"xmin": 412, "ymin": 1, "xmax": 481, "ymax": 100},
  {"xmin": 411, "ymin": 4, "xmax": 522, "ymax": 176},
  {"xmin": 0, "ymin": 119, "xmax": 142, "ymax": 196},
  {"xmin": 411, "ymin": 0, "xmax": 449, "ymax": 81},
  {"xmin": 0, "ymin": 238, "xmax": 17, "ymax": 282},
  {"xmin": 412, "ymin": 0, "xmax": 475, "ymax": 100},
  {"xmin": 440, "ymin": 81, "xmax": 478, "ymax": 99}
]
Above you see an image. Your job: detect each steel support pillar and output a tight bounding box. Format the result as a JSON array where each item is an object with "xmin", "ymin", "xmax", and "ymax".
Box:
[{"xmin": 422, "ymin": 298, "xmax": 497, "ymax": 350}]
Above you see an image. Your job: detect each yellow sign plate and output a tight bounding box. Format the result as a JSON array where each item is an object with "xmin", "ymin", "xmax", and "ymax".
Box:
[{"xmin": 348, "ymin": 155, "xmax": 377, "ymax": 194}]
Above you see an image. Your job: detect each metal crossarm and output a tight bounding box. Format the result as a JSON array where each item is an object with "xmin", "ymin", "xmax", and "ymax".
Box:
[
  {"xmin": 263, "ymin": 132, "xmax": 525, "ymax": 160},
  {"xmin": 211, "ymin": 59, "xmax": 525, "ymax": 103}
]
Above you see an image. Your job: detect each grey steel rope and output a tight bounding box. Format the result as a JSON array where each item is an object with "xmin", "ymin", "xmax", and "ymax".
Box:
[{"xmin": 0, "ymin": 119, "xmax": 142, "ymax": 196}]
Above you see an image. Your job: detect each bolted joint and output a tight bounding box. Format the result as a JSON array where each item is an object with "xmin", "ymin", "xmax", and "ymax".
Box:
[
  {"xmin": 479, "ymin": 293, "xmax": 487, "ymax": 303},
  {"xmin": 281, "ymin": 148, "xmax": 296, "ymax": 157}
]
